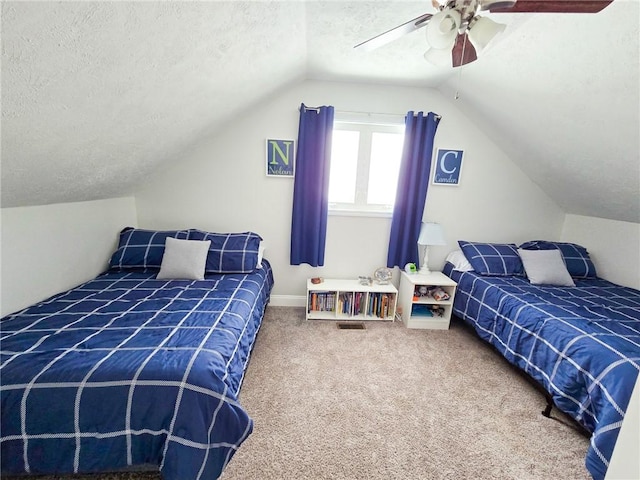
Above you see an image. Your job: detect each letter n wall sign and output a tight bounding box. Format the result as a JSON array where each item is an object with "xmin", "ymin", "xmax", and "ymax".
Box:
[{"xmin": 266, "ymin": 139, "xmax": 295, "ymax": 177}]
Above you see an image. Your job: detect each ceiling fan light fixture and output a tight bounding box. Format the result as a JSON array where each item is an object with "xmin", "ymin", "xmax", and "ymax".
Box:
[
  {"xmin": 423, "ymin": 46, "xmax": 452, "ymax": 67},
  {"xmin": 426, "ymin": 9, "xmax": 461, "ymax": 50},
  {"xmin": 467, "ymin": 16, "xmax": 506, "ymax": 53}
]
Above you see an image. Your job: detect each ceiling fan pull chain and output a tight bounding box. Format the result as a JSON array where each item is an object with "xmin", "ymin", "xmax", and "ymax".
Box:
[{"xmin": 454, "ymin": 35, "xmax": 468, "ymax": 100}]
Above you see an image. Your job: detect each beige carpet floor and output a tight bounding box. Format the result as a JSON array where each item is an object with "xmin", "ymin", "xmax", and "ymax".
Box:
[{"xmin": 5, "ymin": 306, "xmax": 590, "ymax": 480}]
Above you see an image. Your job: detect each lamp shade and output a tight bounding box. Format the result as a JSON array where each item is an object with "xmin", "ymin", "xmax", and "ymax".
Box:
[
  {"xmin": 423, "ymin": 46, "xmax": 453, "ymax": 67},
  {"xmin": 467, "ymin": 16, "xmax": 506, "ymax": 53},
  {"xmin": 418, "ymin": 222, "xmax": 446, "ymax": 246},
  {"xmin": 426, "ymin": 9, "xmax": 461, "ymax": 50}
]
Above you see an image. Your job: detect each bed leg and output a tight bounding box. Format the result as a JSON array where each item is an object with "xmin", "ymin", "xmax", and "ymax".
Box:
[{"xmin": 542, "ymin": 397, "xmax": 553, "ymax": 417}]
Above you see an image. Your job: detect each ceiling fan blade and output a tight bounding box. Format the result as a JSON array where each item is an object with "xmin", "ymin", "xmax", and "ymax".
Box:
[
  {"xmin": 452, "ymin": 33, "xmax": 477, "ymax": 67},
  {"xmin": 354, "ymin": 13, "xmax": 433, "ymax": 52},
  {"xmin": 490, "ymin": 0, "xmax": 613, "ymax": 13},
  {"xmin": 480, "ymin": 1, "xmax": 518, "ymax": 10}
]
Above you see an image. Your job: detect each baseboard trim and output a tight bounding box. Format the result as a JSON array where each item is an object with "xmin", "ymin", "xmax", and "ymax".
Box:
[{"xmin": 269, "ymin": 295, "xmax": 306, "ymax": 307}]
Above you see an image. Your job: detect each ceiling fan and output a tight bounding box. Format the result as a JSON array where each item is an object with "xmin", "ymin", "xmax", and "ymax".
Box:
[{"xmin": 354, "ymin": 0, "xmax": 614, "ymax": 68}]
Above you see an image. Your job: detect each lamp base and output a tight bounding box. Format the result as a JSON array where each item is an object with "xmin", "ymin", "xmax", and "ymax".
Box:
[{"xmin": 419, "ymin": 245, "xmax": 432, "ymax": 275}]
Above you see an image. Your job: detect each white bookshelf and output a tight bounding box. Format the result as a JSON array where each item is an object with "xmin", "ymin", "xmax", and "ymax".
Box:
[{"xmin": 306, "ymin": 278, "xmax": 397, "ymax": 321}]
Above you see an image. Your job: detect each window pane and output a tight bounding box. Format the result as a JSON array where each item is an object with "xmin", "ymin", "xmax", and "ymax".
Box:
[
  {"xmin": 367, "ymin": 132, "xmax": 404, "ymax": 205},
  {"xmin": 329, "ymin": 130, "xmax": 359, "ymax": 204}
]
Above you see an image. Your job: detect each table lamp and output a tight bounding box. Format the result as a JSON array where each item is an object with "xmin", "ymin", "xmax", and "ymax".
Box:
[{"xmin": 417, "ymin": 222, "xmax": 446, "ymax": 274}]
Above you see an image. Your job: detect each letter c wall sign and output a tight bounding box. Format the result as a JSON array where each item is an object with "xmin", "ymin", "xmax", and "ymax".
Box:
[{"xmin": 433, "ymin": 148, "xmax": 464, "ymax": 186}]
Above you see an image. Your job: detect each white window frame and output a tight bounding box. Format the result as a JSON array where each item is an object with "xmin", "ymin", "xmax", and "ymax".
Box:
[{"xmin": 329, "ymin": 114, "xmax": 405, "ymax": 217}]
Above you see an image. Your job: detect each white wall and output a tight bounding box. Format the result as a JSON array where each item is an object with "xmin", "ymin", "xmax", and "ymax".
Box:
[
  {"xmin": 0, "ymin": 197, "xmax": 137, "ymax": 316},
  {"xmin": 606, "ymin": 376, "xmax": 640, "ymax": 480},
  {"xmin": 134, "ymin": 80, "xmax": 564, "ymax": 302},
  {"xmin": 562, "ymin": 214, "xmax": 640, "ymax": 289}
]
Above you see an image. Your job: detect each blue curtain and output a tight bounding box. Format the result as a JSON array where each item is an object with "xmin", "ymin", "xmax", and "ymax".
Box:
[
  {"xmin": 386, "ymin": 111, "xmax": 441, "ymax": 268},
  {"xmin": 290, "ymin": 103, "xmax": 335, "ymax": 266}
]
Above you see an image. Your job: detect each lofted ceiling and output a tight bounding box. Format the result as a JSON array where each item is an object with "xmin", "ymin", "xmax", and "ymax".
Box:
[{"xmin": 1, "ymin": 1, "xmax": 638, "ymax": 222}]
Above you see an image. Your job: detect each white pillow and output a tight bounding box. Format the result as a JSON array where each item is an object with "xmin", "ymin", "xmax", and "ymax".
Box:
[
  {"xmin": 257, "ymin": 241, "xmax": 266, "ymax": 269},
  {"xmin": 445, "ymin": 250, "xmax": 474, "ymax": 271},
  {"xmin": 157, "ymin": 237, "xmax": 211, "ymax": 280},
  {"xmin": 517, "ymin": 248, "xmax": 575, "ymax": 287}
]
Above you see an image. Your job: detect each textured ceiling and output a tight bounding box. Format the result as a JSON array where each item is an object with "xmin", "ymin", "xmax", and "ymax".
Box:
[
  {"xmin": 438, "ymin": 1, "xmax": 640, "ymax": 223},
  {"xmin": 1, "ymin": 1, "xmax": 639, "ymax": 222},
  {"xmin": 1, "ymin": 1, "xmax": 306, "ymax": 206}
]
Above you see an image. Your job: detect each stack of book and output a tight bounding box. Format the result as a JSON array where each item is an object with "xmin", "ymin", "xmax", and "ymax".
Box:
[{"xmin": 308, "ymin": 291, "xmax": 336, "ymax": 312}]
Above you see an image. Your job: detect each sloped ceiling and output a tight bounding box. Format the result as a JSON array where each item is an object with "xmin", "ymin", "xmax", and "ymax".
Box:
[{"xmin": 1, "ymin": 1, "xmax": 638, "ymax": 223}]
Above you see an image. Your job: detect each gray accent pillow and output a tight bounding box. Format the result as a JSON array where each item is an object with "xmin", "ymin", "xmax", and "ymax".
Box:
[
  {"xmin": 157, "ymin": 237, "xmax": 211, "ymax": 280},
  {"xmin": 518, "ymin": 248, "xmax": 575, "ymax": 287}
]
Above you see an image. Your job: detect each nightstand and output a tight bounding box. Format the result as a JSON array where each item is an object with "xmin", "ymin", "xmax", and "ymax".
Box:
[{"xmin": 398, "ymin": 271, "xmax": 457, "ymax": 329}]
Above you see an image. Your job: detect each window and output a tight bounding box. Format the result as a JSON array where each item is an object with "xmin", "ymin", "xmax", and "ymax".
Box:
[{"xmin": 328, "ymin": 116, "xmax": 405, "ymax": 216}]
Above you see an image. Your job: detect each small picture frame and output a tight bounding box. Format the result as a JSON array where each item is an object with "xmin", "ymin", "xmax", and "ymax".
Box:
[
  {"xmin": 432, "ymin": 148, "xmax": 464, "ymax": 186},
  {"xmin": 266, "ymin": 139, "xmax": 295, "ymax": 177}
]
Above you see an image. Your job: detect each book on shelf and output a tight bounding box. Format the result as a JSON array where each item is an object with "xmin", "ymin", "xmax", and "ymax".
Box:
[
  {"xmin": 412, "ymin": 304, "xmax": 434, "ymax": 317},
  {"xmin": 362, "ymin": 292, "xmax": 394, "ymax": 319},
  {"xmin": 412, "ymin": 304, "xmax": 445, "ymax": 317},
  {"xmin": 308, "ymin": 288, "xmax": 395, "ymax": 319},
  {"xmin": 338, "ymin": 292, "xmax": 353, "ymax": 315},
  {"xmin": 308, "ymin": 291, "xmax": 336, "ymax": 313}
]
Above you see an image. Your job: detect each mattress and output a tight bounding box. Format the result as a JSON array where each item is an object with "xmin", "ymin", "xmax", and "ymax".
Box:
[
  {"xmin": 1, "ymin": 261, "xmax": 274, "ymax": 480},
  {"xmin": 443, "ymin": 262, "xmax": 640, "ymax": 480}
]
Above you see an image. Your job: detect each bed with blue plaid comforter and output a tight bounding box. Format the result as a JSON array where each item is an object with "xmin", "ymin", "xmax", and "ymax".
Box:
[
  {"xmin": 443, "ymin": 263, "xmax": 640, "ymax": 480},
  {"xmin": 1, "ymin": 261, "xmax": 273, "ymax": 480}
]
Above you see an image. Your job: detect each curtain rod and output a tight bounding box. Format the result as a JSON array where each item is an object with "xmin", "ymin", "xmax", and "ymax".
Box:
[
  {"xmin": 299, "ymin": 105, "xmax": 442, "ymax": 120},
  {"xmin": 337, "ymin": 109, "xmax": 404, "ymax": 118},
  {"xmin": 337, "ymin": 110, "xmax": 442, "ymax": 120}
]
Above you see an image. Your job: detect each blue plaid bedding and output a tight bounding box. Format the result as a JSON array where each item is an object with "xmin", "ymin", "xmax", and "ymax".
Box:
[
  {"xmin": 443, "ymin": 263, "xmax": 640, "ymax": 480},
  {"xmin": 1, "ymin": 261, "xmax": 274, "ymax": 480}
]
